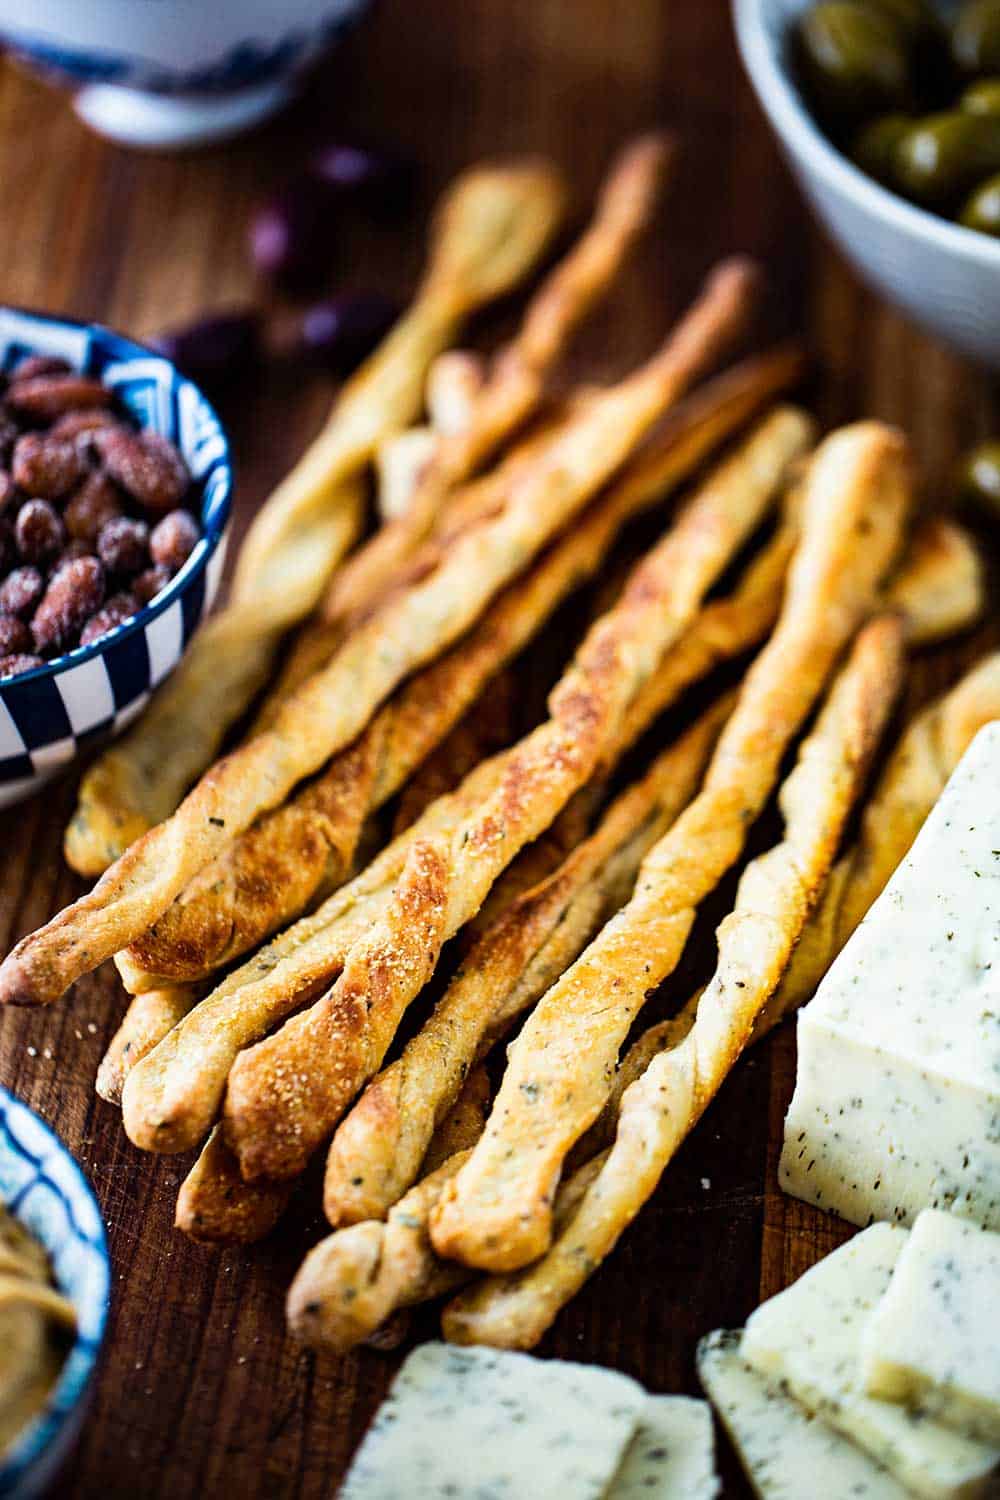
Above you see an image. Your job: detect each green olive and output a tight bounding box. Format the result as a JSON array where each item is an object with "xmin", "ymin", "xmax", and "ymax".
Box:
[
  {"xmin": 851, "ymin": 113, "xmax": 914, "ymax": 183},
  {"xmin": 893, "ymin": 110, "xmax": 1000, "ymax": 204},
  {"xmin": 868, "ymin": 0, "xmax": 945, "ymax": 50},
  {"xmin": 953, "ymin": 0, "xmax": 1000, "ymax": 76},
  {"xmin": 960, "ymin": 76, "xmax": 1000, "ymax": 112},
  {"xmin": 957, "ymin": 440, "xmax": 1000, "ymax": 520},
  {"xmin": 797, "ymin": 2, "xmax": 912, "ymax": 131},
  {"xmin": 959, "ymin": 170, "xmax": 1000, "ymax": 230}
]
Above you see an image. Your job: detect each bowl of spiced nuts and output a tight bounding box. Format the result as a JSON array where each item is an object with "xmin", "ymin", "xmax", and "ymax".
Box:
[{"xmin": 0, "ymin": 308, "xmax": 232, "ymax": 808}]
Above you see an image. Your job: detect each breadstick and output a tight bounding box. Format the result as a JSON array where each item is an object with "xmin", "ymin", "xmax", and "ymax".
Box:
[
  {"xmin": 2, "ymin": 259, "xmax": 759, "ymax": 1013},
  {"xmin": 175, "ymin": 1063, "xmax": 491, "ymax": 1248},
  {"xmin": 289, "ymin": 1146, "xmax": 607, "ymax": 1355},
  {"xmin": 64, "ymin": 162, "xmax": 566, "ymax": 879},
  {"xmin": 431, "ymin": 422, "xmax": 909, "ymax": 1272},
  {"xmin": 266, "ymin": 134, "xmax": 674, "ymax": 711},
  {"xmin": 323, "ymin": 695, "xmax": 731, "ymax": 1227},
  {"xmin": 371, "ymin": 349, "xmax": 484, "ymax": 524},
  {"xmin": 95, "ymin": 986, "xmax": 197, "ymax": 1106},
  {"xmin": 757, "ymin": 647, "xmax": 1000, "ymax": 1036},
  {"xmin": 123, "ymin": 347, "xmax": 803, "ymax": 993},
  {"xmin": 222, "ymin": 407, "xmax": 813, "ymax": 1183},
  {"xmin": 443, "ymin": 615, "xmax": 904, "ymax": 1347}
]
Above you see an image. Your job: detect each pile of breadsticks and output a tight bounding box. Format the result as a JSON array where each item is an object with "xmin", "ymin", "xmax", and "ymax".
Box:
[{"xmin": 3, "ymin": 134, "xmax": 997, "ymax": 1353}]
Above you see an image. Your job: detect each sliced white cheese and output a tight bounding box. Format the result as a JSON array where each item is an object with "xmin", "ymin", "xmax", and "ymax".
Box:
[
  {"xmin": 740, "ymin": 1224, "xmax": 1000, "ymax": 1499},
  {"xmin": 780, "ymin": 721, "xmax": 1000, "ymax": 1232},
  {"xmin": 697, "ymin": 1328, "xmax": 909, "ymax": 1499},
  {"xmin": 607, "ymin": 1394, "xmax": 719, "ymax": 1497},
  {"xmin": 339, "ymin": 1342, "xmax": 646, "ymax": 1499},
  {"xmin": 861, "ymin": 1208, "xmax": 1000, "ymax": 1445}
]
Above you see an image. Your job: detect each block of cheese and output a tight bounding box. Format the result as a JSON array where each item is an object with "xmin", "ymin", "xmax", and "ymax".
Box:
[
  {"xmin": 861, "ymin": 1209, "xmax": 1000, "ymax": 1445},
  {"xmin": 780, "ymin": 721, "xmax": 1000, "ymax": 1231},
  {"xmin": 607, "ymin": 1394, "xmax": 719, "ymax": 1497},
  {"xmin": 697, "ymin": 1328, "xmax": 909, "ymax": 1499},
  {"xmin": 740, "ymin": 1224, "xmax": 1000, "ymax": 1499},
  {"xmin": 339, "ymin": 1342, "xmax": 647, "ymax": 1499}
]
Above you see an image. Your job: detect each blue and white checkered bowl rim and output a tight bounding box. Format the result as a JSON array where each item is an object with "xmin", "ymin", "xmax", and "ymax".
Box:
[
  {"xmin": 0, "ymin": 1087, "xmax": 110, "ymax": 1498},
  {"xmin": 0, "ymin": 306, "xmax": 234, "ymax": 690},
  {"xmin": 732, "ymin": 0, "xmax": 1000, "ymax": 271}
]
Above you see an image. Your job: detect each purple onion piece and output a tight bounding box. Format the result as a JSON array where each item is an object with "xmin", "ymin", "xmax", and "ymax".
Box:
[
  {"xmin": 152, "ymin": 312, "xmax": 262, "ymax": 397},
  {"xmin": 310, "ymin": 143, "xmax": 417, "ymax": 222},
  {"xmin": 249, "ymin": 178, "xmax": 341, "ymax": 290},
  {"xmin": 293, "ymin": 293, "xmax": 402, "ymax": 376}
]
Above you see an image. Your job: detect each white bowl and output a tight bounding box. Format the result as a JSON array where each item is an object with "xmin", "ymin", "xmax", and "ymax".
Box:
[
  {"xmin": 733, "ymin": 0, "xmax": 1000, "ymax": 368},
  {"xmin": 0, "ymin": 0, "xmax": 371, "ymax": 149}
]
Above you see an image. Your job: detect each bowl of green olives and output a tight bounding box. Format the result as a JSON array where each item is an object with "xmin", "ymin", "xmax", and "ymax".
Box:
[{"xmin": 734, "ymin": 0, "xmax": 1000, "ymax": 366}]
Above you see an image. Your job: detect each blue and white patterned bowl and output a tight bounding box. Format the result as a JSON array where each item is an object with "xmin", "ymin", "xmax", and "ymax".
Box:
[
  {"xmin": 0, "ymin": 1087, "xmax": 110, "ymax": 1500},
  {"xmin": 734, "ymin": 0, "xmax": 1000, "ymax": 368},
  {"xmin": 0, "ymin": 308, "xmax": 233, "ymax": 810},
  {"xmin": 0, "ymin": 0, "xmax": 371, "ymax": 149}
]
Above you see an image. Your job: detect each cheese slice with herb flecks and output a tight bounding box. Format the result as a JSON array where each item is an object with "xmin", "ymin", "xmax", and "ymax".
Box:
[
  {"xmin": 740, "ymin": 1225, "xmax": 1000, "ymax": 1499},
  {"xmin": 697, "ymin": 1329, "xmax": 909, "ymax": 1499},
  {"xmin": 606, "ymin": 1394, "xmax": 719, "ymax": 1497},
  {"xmin": 338, "ymin": 1342, "xmax": 646, "ymax": 1499},
  {"xmin": 861, "ymin": 1208, "xmax": 1000, "ymax": 1445},
  {"xmin": 780, "ymin": 722, "xmax": 1000, "ymax": 1233}
]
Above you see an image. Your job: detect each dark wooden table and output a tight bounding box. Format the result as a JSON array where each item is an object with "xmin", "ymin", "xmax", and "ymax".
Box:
[{"xmin": 0, "ymin": 3, "xmax": 996, "ymax": 1496}]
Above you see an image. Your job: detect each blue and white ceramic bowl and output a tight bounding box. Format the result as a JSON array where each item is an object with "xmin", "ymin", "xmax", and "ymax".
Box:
[
  {"xmin": 0, "ymin": 0, "xmax": 371, "ymax": 149},
  {"xmin": 734, "ymin": 0, "xmax": 1000, "ymax": 368},
  {"xmin": 0, "ymin": 1088, "xmax": 110, "ymax": 1500},
  {"xmin": 0, "ymin": 308, "xmax": 232, "ymax": 810}
]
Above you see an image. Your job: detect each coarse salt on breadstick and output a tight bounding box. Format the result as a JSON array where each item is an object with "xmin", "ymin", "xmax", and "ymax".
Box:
[
  {"xmin": 443, "ymin": 614, "xmax": 905, "ymax": 1347},
  {"xmin": 65, "ymin": 160, "xmax": 568, "ymax": 877},
  {"xmin": 2, "ymin": 258, "xmax": 758, "ymax": 1012},
  {"xmin": 323, "ymin": 696, "xmax": 732, "ymax": 1227},
  {"xmin": 430, "ymin": 422, "xmax": 909, "ymax": 1273},
  {"xmin": 124, "ymin": 346, "xmax": 805, "ymax": 992},
  {"xmin": 222, "ymin": 406, "xmax": 813, "ymax": 1183}
]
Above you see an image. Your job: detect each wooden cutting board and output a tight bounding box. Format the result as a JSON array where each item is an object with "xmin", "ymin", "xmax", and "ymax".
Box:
[{"xmin": 0, "ymin": 2, "xmax": 996, "ymax": 1495}]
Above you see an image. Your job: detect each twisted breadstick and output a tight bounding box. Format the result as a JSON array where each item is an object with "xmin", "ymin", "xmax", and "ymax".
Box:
[
  {"xmin": 2, "ymin": 258, "xmax": 758, "ymax": 1012},
  {"xmin": 124, "ymin": 346, "xmax": 804, "ymax": 991},
  {"xmin": 322, "ymin": 696, "xmax": 732, "ymax": 1227},
  {"xmin": 222, "ymin": 407, "xmax": 813, "ymax": 1183},
  {"xmin": 443, "ymin": 614, "xmax": 904, "ymax": 1346},
  {"xmin": 430, "ymin": 422, "xmax": 909, "ymax": 1272},
  {"xmin": 95, "ymin": 986, "xmax": 197, "ymax": 1106},
  {"xmin": 65, "ymin": 160, "xmax": 567, "ymax": 877},
  {"xmin": 263, "ymin": 133, "xmax": 674, "ymax": 710}
]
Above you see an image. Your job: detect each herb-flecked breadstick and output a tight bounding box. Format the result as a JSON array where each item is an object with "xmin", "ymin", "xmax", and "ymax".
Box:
[
  {"xmin": 430, "ymin": 423, "xmax": 910, "ymax": 1272},
  {"xmin": 323, "ymin": 697, "xmax": 731, "ymax": 1227},
  {"xmin": 1, "ymin": 258, "xmax": 758, "ymax": 1012},
  {"xmin": 123, "ymin": 347, "xmax": 804, "ymax": 991},
  {"xmin": 64, "ymin": 161, "xmax": 567, "ymax": 878},
  {"xmin": 221, "ymin": 407, "xmax": 813, "ymax": 1183},
  {"xmin": 95, "ymin": 986, "xmax": 199, "ymax": 1106},
  {"xmin": 443, "ymin": 615, "xmax": 905, "ymax": 1346}
]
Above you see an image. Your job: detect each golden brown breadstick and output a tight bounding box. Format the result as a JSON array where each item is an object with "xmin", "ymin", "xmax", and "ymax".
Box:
[
  {"xmin": 323, "ymin": 697, "xmax": 731, "ymax": 1227},
  {"xmin": 757, "ymin": 647, "xmax": 1000, "ymax": 1036},
  {"xmin": 267, "ymin": 134, "xmax": 674, "ymax": 710},
  {"xmin": 124, "ymin": 345, "xmax": 804, "ymax": 993},
  {"xmin": 95, "ymin": 986, "xmax": 198, "ymax": 1106},
  {"xmin": 222, "ymin": 406, "xmax": 811, "ymax": 1183},
  {"xmin": 443, "ymin": 615, "xmax": 904, "ymax": 1346},
  {"xmin": 888, "ymin": 516, "xmax": 984, "ymax": 646},
  {"xmin": 175, "ymin": 1061, "xmax": 492, "ymax": 1248},
  {"xmin": 431, "ymin": 422, "xmax": 909, "ymax": 1272},
  {"xmin": 65, "ymin": 162, "xmax": 567, "ymax": 878},
  {"xmin": 2, "ymin": 258, "xmax": 758, "ymax": 1013}
]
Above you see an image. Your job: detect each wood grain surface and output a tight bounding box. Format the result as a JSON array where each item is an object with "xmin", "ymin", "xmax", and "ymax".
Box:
[{"xmin": 0, "ymin": 3, "xmax": 996, "ymax": 1496}]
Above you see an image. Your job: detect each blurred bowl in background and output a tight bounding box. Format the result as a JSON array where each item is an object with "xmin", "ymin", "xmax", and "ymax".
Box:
[
  {"xmin": 0, "ymin": 0, "xmax": 372, "ymax": 149},
  {"xmin": 0, "ymin": 307, "xmax": 232, "ymax": 810},
  {"xmin": 733, "ymin": 0, "xmax": 1000, "ymax": 369}
]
